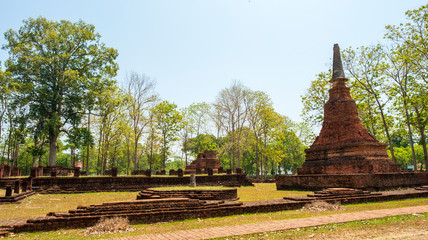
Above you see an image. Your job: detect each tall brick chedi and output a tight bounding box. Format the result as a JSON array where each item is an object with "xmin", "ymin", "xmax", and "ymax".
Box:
[{"xmin": 298, "ymin": 44, "xmax": 401, "ymax": 174}]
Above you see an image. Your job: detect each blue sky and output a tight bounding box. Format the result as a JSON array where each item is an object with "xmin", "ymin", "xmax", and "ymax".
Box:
[{"xmin": 0, "ymin": 0, "xmax": 426, "ymax": 122}]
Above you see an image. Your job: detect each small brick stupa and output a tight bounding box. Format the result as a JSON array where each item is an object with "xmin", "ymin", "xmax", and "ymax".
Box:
[
  {"xmin": 184, "ymin": 150, "xmax": 221, "ymax": 174},
  {"xmin": 298, "ymin": 44, "xmax": 401, "ymax": 174}
]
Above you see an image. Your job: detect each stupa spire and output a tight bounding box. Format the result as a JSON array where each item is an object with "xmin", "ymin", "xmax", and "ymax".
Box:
[{"xmin": 332, "ymin": 44, "xmax": 346, "ymax": 79}]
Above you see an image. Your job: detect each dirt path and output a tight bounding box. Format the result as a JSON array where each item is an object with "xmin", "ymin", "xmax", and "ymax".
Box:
[{"xmin": 111, "ymin": 205, "xmax": 428, "ymax": 240}]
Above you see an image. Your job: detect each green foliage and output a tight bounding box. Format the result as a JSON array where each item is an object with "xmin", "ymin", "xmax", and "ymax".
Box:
[
  {"xmin": 390, "ymin": 145, "xmax": 425, "ymax": 169},
  {"xmin": 188, "ymin": 134, "xmax": 218, "ymax": 156},
  {"xmin": 300, "ymin": 70, "xmax": 331, "ymax": 128},
  {"xmin": 3, "ymin": 16, "xmax": 118, "ymax": 166},
  {"xmin": 152, "ymin": 100, "xmax": 184, "ymax": 169}
]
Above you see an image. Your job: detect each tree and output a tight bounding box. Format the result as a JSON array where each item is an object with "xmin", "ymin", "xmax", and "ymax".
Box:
[
  {"xmin": 95, "ymin": 87, "xmax": 128, "ymax": 174},
  {"xmin": 0, "ymin": 65, "xmax": 12, "ymax": 163},
  {"xmin": 247, "ymin": 90, "xmax": 275, "ymax": 178},
  {"xmin": 342, "ymin": 45, "xmax": 397, "ymax": 162},
  {"xmin": 385, "ymin": 4, "xmax": 428, "ymax": 170},
  {"xmin": 383, "ymin": 46, "xmax": 418, "ymax": 169},
  {"xmin": 213, "ymin": 80, "xmax": 250, "ymax": 171},
  {"xmin": 125, "ymin": 72, "xmax": 157, "ymax": 171},
  {"xmin": 188, "ymin": 134, "xmax": 218, "ymax": 156},
  {"xmin": 3, "ymin": 17, "xmax": 118, "ymax": 166},
  {"xmin": 186, "ymin": 102, "xmax": 211, "ymax": 155},
  {"xmin": 272, "ymin": 116, "xmax": 305, "ymax": 174},
  {"xmin": 180, "ymin": 102, "xmax": 211, "ymax": 165},
  {"xmin": 152, "ymin": 101, "xmax": 183, "ymax": 170},
  {"xmin": 300, "ymin": 70, "xmax": 331, "ymax": 129}
]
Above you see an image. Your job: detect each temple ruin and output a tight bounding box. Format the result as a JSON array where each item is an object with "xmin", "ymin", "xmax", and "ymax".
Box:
[
  {"xmin": 276, "ymin": 44, "xmax": 427, "ymax": 190},
  {"xmin": 184, "ymin": 150, "xmax": 221, "ymax": 174},
  {"xmin": 298, "ymin": 44, "xmax": 401, "ymax": 174}
]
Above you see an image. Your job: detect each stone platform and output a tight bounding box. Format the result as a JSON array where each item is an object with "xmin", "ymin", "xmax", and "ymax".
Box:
[
  {"xmin": 276, "ymin": 172, "xmax": 428, "ymax": 191},
  {"xmin": 284, "ymin": 188, "xmax": 381, "ymax": 202},
  {"xmin": 0, "ymin": 191, "xmax": 36, "ymax": 204},
  {"xmin": 137, "ymin": 188, "xmax": 238, "ymax": 200}
]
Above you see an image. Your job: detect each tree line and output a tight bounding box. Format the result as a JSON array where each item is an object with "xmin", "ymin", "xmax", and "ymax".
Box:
[
  {"xmin": 301, "ymin": 4, "xmax": 428, "ymax": 171},
  {"xmin": 0, "ymin": 17, "xmax": 306, "ymax": 178},
  {"xmin": 1, "ymin": 4, "xmax": 427, "ymax": 177}
]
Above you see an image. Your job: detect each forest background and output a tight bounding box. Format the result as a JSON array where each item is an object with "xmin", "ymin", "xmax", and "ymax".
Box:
[{"xmin": 0, "ymin": 3, "xmax": 427, "ymax": 178}]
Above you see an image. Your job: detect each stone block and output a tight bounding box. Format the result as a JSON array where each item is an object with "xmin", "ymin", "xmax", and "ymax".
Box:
[
  {"xmin": 14, "ymin": 181, "xmax": 20, "ymax": 194},
  {"xmin": 177, "ymin": 169, "xmax": 183, "ymax": 177},
  {"xmin": 5, "ymin": 187, "xmax": 12, "ymax": 197},
  {"xmin": 74, "ymin": 167, "xmax": 80, "ymax": 177},
  {"xmin": 111, "ymin": 167, "xmax": 118, "ymax": 177}
]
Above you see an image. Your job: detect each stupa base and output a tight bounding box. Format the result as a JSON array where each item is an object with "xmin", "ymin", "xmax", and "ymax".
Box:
[{"xmin": 276, "ymin": 172, "xmax": 428, "ymax": 191}]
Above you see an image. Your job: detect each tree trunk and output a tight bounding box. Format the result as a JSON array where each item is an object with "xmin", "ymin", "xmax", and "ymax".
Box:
[
  {"xmin": 419, "ymin": 125, "xmax": 427, "ymax": 172},
  {"xmin": 71, "ymin": 147, "xmax": 75, "ymax": 168},
  {"xmin": 134, "ymin": 138, "xmax": 139, "ymax": 171},
  {"xmin": 126, "ymin": 139, "xmax": 130, "ymax": 175},
  {"xmin": 97, "ymin": 127, "xmax": 103, "ymax": 175},
  {"xmin": 32, "ymin": 156, "xmax": 37, "ymax": 167},
  {"xmin": 162, "ymin": 135, "xmax": 167, "ymax": 170},
  {"xmin": 376, "ymin": 99, "xmax": 396, "ymax": 162},
  {"xmin": 12, "ymin": 140, "xmax": 19, "ymax": 167},
  {"xmin": 86, "ymin": 110, "xmax": 91, "ymax": 174},
  {"xmin": 401, "ymin": 97, "xmax": 417, "ymax": 170},
  {"xmin": 255, "ymin": 142, "xmax": 259, "ymax": 179},
  {"xmin": 48, "ymin": 135, "xmax": 58, "ymax": 166}
]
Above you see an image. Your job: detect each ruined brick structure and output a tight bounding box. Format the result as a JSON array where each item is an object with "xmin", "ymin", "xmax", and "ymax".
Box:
[
  {"xmin": 137, "ymin": 188, "xmax": 238, "ymax": 200},
  {"xmin": 5, "ymin": 188, "xmax": 428, "ymax": 233},
  {"xmin": 31, "ymin": 174, "xmax": 253, "ymax": 193},
  {"xmin": 298, "ymin": 44, "xmax": 401, "ymax": 175},
  {"xmin": 184, "ymin": 150, "xmax": 221, "ymax": 174},
  {"xmin": 276, "ymin": 44, "xmax": 426, "ymax": 190}
]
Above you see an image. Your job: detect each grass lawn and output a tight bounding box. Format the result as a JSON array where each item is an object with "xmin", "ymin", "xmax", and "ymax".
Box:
[
  {"xmin": 0, "ymin": 191, "xmax": 138, "ymax": 221},
  {"xmin": 1, "ymin": 183, "xmax": 427, "ymax": 239}
]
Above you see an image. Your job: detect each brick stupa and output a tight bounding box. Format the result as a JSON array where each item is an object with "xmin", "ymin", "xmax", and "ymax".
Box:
[
  {"xmin": 276, "ymin": 44, "xmax": 427, "ymax": 191},
  {"xmin": 184, "ymin": 150, "xmax": 221, "ymax": 174},
  {"xmin": 298, "ymin": 44, "xmax": 401, "ymax": 174}
]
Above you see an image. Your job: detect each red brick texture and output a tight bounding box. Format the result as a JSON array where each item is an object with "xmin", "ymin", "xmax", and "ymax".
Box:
[{"xmin": 299, "ymin": 79, "xmax": 400, "ymax": 175}]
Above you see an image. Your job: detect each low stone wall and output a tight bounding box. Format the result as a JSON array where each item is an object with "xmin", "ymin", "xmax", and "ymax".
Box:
[
  {"xmin": 276, "ymin": 172, "xmax": 428, "ymax": 191},
  {"xmin": 32, "ymin": 174, "xmax": 253, "ymax": 193},
  {"xmin": 137, "ymin": 188, "xmax": 238, "ymax": 200},
  {"xmin": 0, "ymin": 191, "xmax": 36, "ymax": 204}
]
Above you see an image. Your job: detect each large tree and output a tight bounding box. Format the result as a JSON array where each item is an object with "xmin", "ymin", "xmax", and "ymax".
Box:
[
  {"xmin": 152, "ymin": 100, "xmax": 183, "ymax": 170},
  {"xmin": 213, "ymin": 81, "xmax": 250, "ymax": 171},
  {"xmin": 343, "ymin": 45, "xmax": 396, "ymax": 162},
  {"xmin": 125, "ymin": 72, "xmax": 157, "ymax": 171},
  {"xmin": 3, "ymin": 17, "xmax": 118, "ymax": 166},
  {"xmin": 385, "ymin": 4, "xmax": 428, "ymax": 170}
]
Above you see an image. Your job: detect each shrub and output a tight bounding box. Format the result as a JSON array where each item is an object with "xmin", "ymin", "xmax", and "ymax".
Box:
[
  {"xmin": 301, "ymin": 201, "xmax": 343, "ymax": 211},
  {"xmin": 84, "ymin": 216, "xmax": 130, "ymax": 234}
]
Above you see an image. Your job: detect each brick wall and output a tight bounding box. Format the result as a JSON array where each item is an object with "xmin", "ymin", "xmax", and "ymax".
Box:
[
  {"xmin": 276, "ymin": 172, "xmax": 428, "ymax": 191},
  {"xmin": 32, "ymin": 174, "xmax": 253, "ymax": 193}
]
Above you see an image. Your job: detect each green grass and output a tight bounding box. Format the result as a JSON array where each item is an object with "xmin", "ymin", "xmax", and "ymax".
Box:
[
  {"xmin": 238, "ymin": 183, "xmax": 310, "ymax": 202},
  {"xmin": 0, "ymin": 191, "xmax": 138, "ymax": 221}
]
